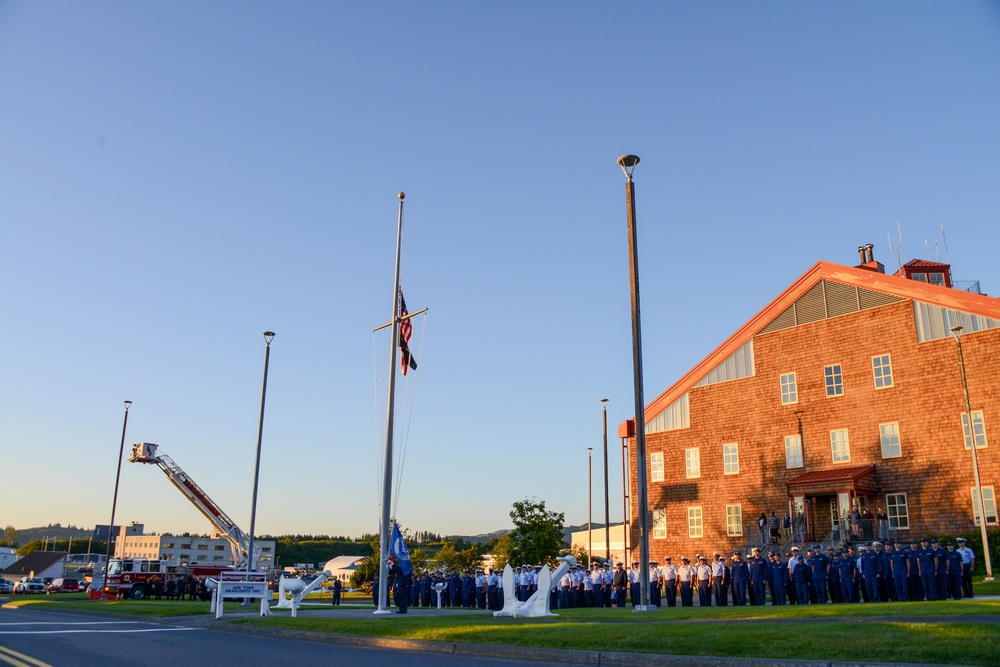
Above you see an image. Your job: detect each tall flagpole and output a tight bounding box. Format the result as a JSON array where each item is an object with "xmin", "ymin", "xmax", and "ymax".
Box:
[{"xmin": 376, "ymin": 192, "xmax": 405, "ymax": 615}]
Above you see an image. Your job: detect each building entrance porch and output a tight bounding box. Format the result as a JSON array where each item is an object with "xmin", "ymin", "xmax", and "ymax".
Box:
[{"xmin": 786, "ymin": 465, "xmax": 877, "ymax": 544}]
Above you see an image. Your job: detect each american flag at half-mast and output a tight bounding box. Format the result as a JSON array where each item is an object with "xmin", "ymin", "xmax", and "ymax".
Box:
[{"xmin": 398, "ymin": 289, "xmax": 418, "ymax": 375}]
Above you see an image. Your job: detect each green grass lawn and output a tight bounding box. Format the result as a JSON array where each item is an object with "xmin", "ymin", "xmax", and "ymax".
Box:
[{"xmin": 236, "ymin": 602, "xmax": 1000, "ymax": 666}]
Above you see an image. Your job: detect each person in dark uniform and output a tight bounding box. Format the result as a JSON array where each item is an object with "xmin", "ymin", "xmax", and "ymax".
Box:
[
  {"xmin": 332, "ymin": 578, "xmax": 342, "ymax": 606},
  {"xmin": 890, "ymin": 540, "xmax": 910, "ymax": 602},
  {"xmin": 792, "ymin": 555, "xmax": 811, "ymax": 605},
  {"xmin": 881, "ymin": 542, "xmax": 897, "ymax": 601},
  {"xmin": 860, "ymin": 543, "xmax": 883, "ymax": 602},
  {"xmin": 916, "ymin": 538, "xmax": 936, "ymax": 600},
  {"xmin": 612, "ymin": 562, "xmax": 628, "ymax": 609},
  {"xmin": 730, "ymin": 552, "xmax": 749, "ymax": 606},
  {"xmin": 389, "ymin": 558, "xmax": 410, "ymax": 613},
  {"xmin": 945, "ymin": 542, "xmax": 963, "ymax": 600},
  {"xmin": 836, "ymin": 550, "xmax": 856, "ymax": 603},
  {"xmin": 770, "ymin": 552, "xmax": 788, "ymax": 605},
  {"xmin": 748, "ymin": 548, "xmax": 768, "ymax": 606},
  {"xmin": 907, "ymin": 541, "xmax": 922, "ymax": 601},
  {"xmin": 825, "ymin": 548, "xmax": 839, "ymax": 603},
  {"xmin": 810, "ymin": 546, "xmax": 829, "ymax": 604},
  {"xmin": 932, "ymin": 539, "xmax": 948, "ymax": 602}
]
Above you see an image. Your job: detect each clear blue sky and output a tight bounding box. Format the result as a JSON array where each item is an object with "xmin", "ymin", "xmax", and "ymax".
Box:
[{"xmin": 3, "ymin": 1, "xmax": 999, "ymax": 541}]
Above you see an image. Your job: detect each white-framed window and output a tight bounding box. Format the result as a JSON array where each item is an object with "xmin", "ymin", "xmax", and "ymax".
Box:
[
  {"xmin": 872, "ymin": 354, "xmax": 894, "ymax": 389},
  {"xmin": 688, "ymin": 507, "xmax": 704, "ymax": 538},
  {"xmin": 780, "ymin": 372, "xmax": 798, "ymax": 404},
  {"xmin": 962, "ymin": 410, "xmax": 988, "ymax": 449},
  {"xmin": 880, "ymin": 422, "xmax": 902, "ymax": 458},
  {"xmin": 685, "ymin": 448, "xmax": 701, "ymax": 479},
  {"xmin": 830, "ymin": 428, "xmax": 851, "ymax": 463},
  {"xmin": 785, "ymin": 435, "xmax": 803, "ymax": 469},
  {"xmin": 650, "ymin": 452, "xmax": 664, "ymax": 482},
  {"xmin": 885, "ymin": 493, "xmax": 909, "ymax": 530},
  {"xmin": 824, "ymin": 364, "xmax": 844, "ymax": 397},
  {"xmin": 726, "ymin": 505, "xmax": 743, "ymax": 537},
  {"xmin": 971, "ymin": 486, "xmax": 998, "ymax": 526},
  {"xmin": 723, "ymin": 443, "xmax": 739, "ymax": 475},
  {"xmin": 653, "ymin": 509, "xmax": 666, "ymax": 539}
]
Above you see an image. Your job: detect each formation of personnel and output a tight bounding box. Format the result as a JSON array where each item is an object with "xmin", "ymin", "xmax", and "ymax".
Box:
[
  {"xmin": 623, "ymin": 536, "xmax": 976, "ymax": 608},
  {"xmin": 375, "ymin": 535, "xmax": 977, "ymax": 611}
]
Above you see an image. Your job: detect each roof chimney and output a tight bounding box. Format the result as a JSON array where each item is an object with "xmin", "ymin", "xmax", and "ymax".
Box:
[{"xmin": 854, "ymin": 243, "xmax": 885, "ymax": 274}]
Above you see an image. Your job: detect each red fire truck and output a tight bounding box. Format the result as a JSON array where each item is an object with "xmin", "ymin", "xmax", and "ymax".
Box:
[{"xmin": 104, "ymin": 558, "xmax": 231, "ymax": 600}]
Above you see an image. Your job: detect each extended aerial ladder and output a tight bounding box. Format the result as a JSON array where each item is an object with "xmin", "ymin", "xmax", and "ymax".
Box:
[{"xmin": 129, "ymin": 442, "xmax": 257, "ymax": 569}]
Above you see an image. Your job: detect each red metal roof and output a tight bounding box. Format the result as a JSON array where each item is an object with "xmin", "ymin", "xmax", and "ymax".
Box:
[
  {"xmin": 786, "ymin": 464, "xmax": 875, "ymax": 488},
  {"xmin": 620, "ymin": 260, "xmax": 1000, "ymax": 435}
]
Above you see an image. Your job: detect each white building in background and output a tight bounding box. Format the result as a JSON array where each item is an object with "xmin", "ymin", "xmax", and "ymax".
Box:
[
  {"xmin": 113, "ymin": 527, "xmax": 274, "ymax": 569},
  {"xmin": 0, "ymin": 547, "xmax": 18, "ymax": 571},
  {"xmin": 570, "ymin": 523, "xmax": 629, "ymax": 564},
  {"xmin": 321, "ymin": 556, "xmax": 367, "ymax": 583}
]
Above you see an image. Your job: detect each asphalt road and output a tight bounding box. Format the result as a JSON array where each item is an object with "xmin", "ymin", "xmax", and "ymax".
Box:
[{"xmin": 0, "ymin": 607, "xmax": 575, "ymax": 667}]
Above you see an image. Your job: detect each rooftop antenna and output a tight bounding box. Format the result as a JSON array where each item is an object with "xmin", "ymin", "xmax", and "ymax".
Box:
[
  {"xmin": 940, "ymin": 222, "xmax": 951, "ymax": 263},
  {"xmin": 924, "ymin": 237, "xmax": 930, "ymax": 260},
  {"xmin": 887, "ymin": 220, "xmax": 904, "ymax": 273},
  {"xmin": 935, "ymin": 240, "xmax": 940, "ymax": 262}
]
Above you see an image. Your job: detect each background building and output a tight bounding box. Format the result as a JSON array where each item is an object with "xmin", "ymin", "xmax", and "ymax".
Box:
[
  {"xmin": 113, "ymin": 525, "xmax": 275, "ymax": 569},
  {"xmin": 622, "ymin": 248, "xmax": 999, "ymax": 560}
]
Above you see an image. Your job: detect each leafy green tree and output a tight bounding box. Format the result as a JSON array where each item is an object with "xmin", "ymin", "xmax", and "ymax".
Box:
[
  {"xmin": 508, "ymin": 498, "xmax": 565, "ymax": 567},
  {"xmin": 431, "ymin": 542, "xmax": 458, "ymax": 571},
  {"xmin": 1, "ymin": 526, "xmax": 17, "ymax": 547},
  {"xmin": 455, "ymin": 544, "xmax": 483, "ymax": 572},
  {"xmin": 490, "ymin": 532, "xmax": 514, "ymax": 570},
  {"xmin": 408, "ymin": 547, "xmax": 429, "ymax": 574}
]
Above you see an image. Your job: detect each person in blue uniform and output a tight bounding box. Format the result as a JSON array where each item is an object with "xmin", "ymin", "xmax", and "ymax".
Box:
[
  {"xmin": 931, "ymin": 540, "xmax": 948, "ymax": 602},
  {"xmin": 916, "ymin": 539, "xmax": 935, "ymax": 600},
  {"xmin": 907, "ymin": 541, "xmax": 922, "ymax": 601},
  {"xmin": 889, "ymin": 540, "xmax": 909, "ymax": 602},
  {"xmin": 945, "ymin": 542, "xmax": 963, "ymax": 600},
  {"xmin": 729, "ymin": 551, "xmax": 749, "ymax": 606},
  {"xmin": 836, "ymin": 550, "xmax": 856, "ymax": 603},
  {"xmin": 860, "ymin": 543, "xmax": 884, "ymax": 602},
  {"xmin": 810, "ymin": 546, "xmax": 829, "ymax": 604},
  {"xmin": 770, "ymin": 552, "xmax": 788, "ymax": 605},
  {"xmin": 825, "ymin": 548, "xmax": 840, "ymax": 603},
  {"xmin": 748, "ymin": 547, "xmax": 768, "ymax": 606},
  {"xmin": 792, "ymin": 555, "xmax": 811, "ymax": 605}
]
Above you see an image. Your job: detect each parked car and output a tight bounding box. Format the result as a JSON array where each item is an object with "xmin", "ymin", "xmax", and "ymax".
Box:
[
  {"xmin": 14, "ymin": 577, "xmax": 46, "ymax": 594},
  {"xmin": 0, "ymin": 579, "xmax": 14, "ymax": 595},
  {"xmin": 46, "ymin": 578, "xmax": 82, "ymax": 594}
]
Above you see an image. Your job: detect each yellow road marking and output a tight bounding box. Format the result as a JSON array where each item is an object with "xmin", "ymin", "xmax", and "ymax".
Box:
[{"xmin": 0, "ymin": 645, "xmax": 53, "ymax": 667}]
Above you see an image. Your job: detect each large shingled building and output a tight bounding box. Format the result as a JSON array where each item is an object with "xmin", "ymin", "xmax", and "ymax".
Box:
[{"xmin": 620, "ymin": 246, "xmax": 999, "ymax": 559}]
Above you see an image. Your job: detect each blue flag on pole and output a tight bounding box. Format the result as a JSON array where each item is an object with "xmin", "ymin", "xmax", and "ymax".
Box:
[{"xmin": 389, "ymin": 522, "xmax": 412, "ymax": 576}]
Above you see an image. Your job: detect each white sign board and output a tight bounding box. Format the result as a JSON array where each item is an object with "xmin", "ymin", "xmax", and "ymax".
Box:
[{"xmin": 214, "ymin": 571, "xmax": 271, "ymax": 619}]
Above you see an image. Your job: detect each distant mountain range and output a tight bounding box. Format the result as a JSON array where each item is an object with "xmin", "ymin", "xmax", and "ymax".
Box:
[{"xmin": 7, "ymin": 525, "xmax": 94, "ymax": 545}]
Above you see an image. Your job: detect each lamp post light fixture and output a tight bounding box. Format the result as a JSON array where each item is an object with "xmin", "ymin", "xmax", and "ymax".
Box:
[
  {"xmin": 951, "ymin": 326, "xmax": 994, "ymax": 581},
  {"xmin": 246, "ymin": 331, "xmax": 276, "ymax": 575},
  {"xmin": 601, "ymin": 398, "xmax": 610, "ymax": 562},
  {"xmin": 587, "ymin": 447, "xmax": 593, "ymax": 566},
  {"xmin": 103, "ymin": 400, "xmax": 132, "ymax": 597},
  {"xmin": 617, "ymin": 154, "xmax": 653, "ymax": 611}
]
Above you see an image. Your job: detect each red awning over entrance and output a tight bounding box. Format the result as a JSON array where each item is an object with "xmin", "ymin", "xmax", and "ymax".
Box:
[{"xmin": 786, "ymin": 464, "xmax": 876, "ymax": 494}]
